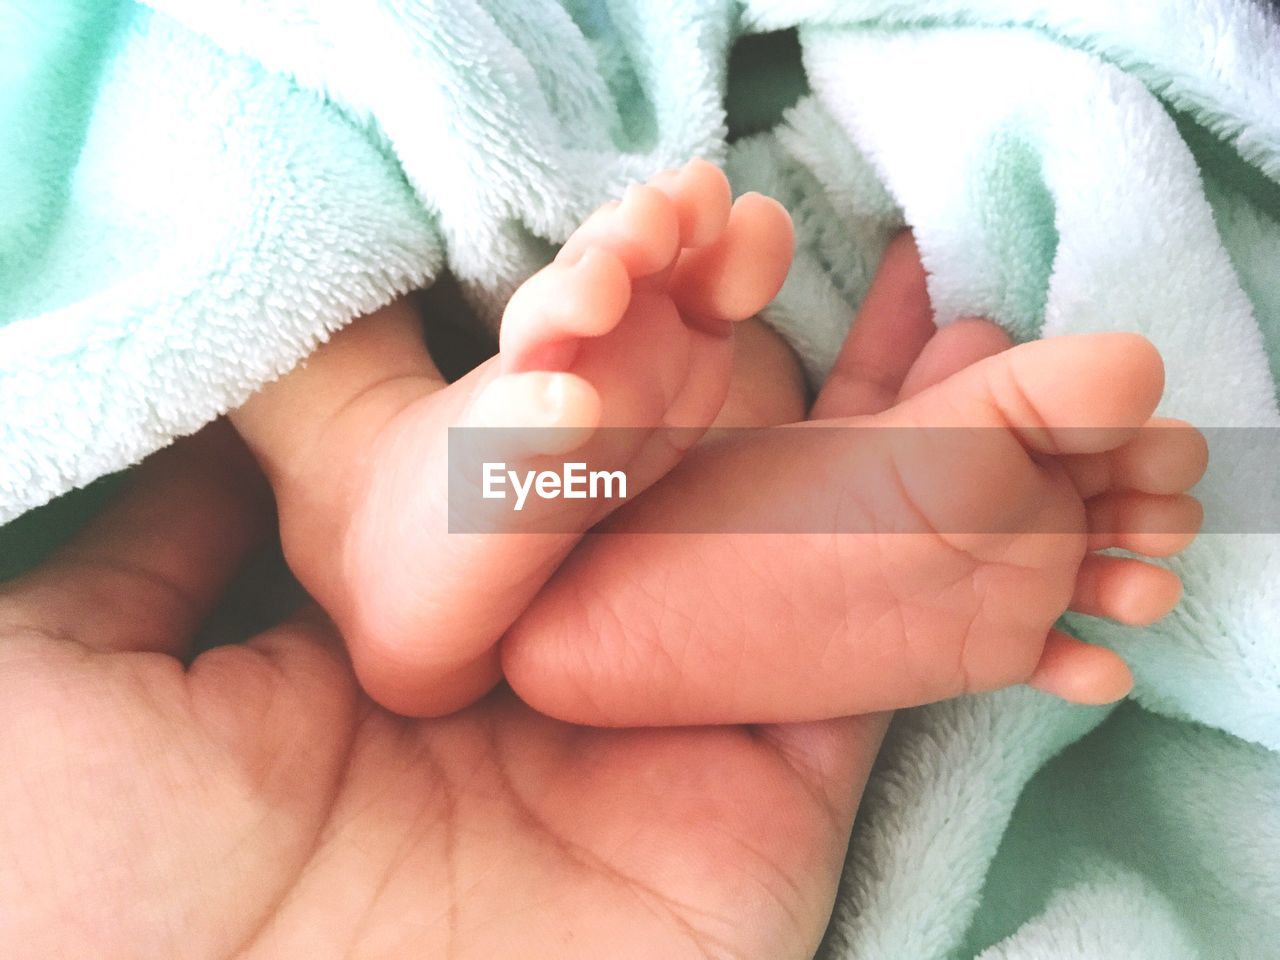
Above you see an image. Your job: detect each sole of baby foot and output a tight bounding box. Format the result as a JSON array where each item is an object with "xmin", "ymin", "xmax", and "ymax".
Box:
[
  {"xmin": 502, "ymin": 332, "xmax": 1206, "ymax": 725},
  {"xmin": 873, "ymin": 319, "xmax": 1191, "ymax": 705},
  {"xmin": 878, "ymin": 333, "xmax": 1201, "ymax": 702},
  {"xmin": 328, "ymin": 162, "xmax": 793, "ymax": 716}
]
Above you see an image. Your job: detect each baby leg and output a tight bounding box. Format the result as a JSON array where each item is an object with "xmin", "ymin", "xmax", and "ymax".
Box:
[{"xmin": 231, "ymin": 161, "xmax": 794, "ymax": 716}]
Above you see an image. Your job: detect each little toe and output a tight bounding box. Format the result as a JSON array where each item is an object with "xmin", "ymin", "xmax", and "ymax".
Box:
[
  {"xmin": 500, "ymin": 247, "xmax": 632, "ymax": 372},
  {"xmin": 1027, "ymin": 629, "xmax": 1134, "ymax": 705},
  {"xmin": 556, "ymin": 183, "xmax": 682, "ymax": 277},
  {"xmin": 649, "ymin": 158, "xmax": 733, "ymax": 249},
  {"xmin": 1085, "ymin": 491, "xmax": 1202, "ymax": 556},
  {"xmin": 669, "ymin": 192, "xmax": 795, "ymax": 328},
  {"xmin": 1069, "ymin": 553, "xmax": 1183, "ymax": 624}
]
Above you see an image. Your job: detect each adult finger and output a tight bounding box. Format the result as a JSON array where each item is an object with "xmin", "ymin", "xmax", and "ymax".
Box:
[
  {"xmin": 810, "ymin": 231, "xmax": 936, "ymax": 419},
  {"xmin": 0, "ymin": 420, "xmax": 274, "ymax": 656}
]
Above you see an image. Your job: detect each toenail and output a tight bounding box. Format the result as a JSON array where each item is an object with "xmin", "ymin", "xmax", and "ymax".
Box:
[
  {"xmin": 573, "ymin": 247, "xmax": 604, "ymax": 274},
  {"xmin": 539, "ymin": 373, "xmax": 569, "ymax": 417}
]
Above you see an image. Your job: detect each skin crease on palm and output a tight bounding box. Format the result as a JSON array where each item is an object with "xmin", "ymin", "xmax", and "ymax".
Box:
[{"xmin": 0, "ymin": 172, "xmax": 1206, "ymax": 957}]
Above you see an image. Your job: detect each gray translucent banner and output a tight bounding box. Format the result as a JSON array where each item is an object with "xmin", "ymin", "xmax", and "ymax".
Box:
[{"xmin": 447, "ymin": 425, "xmax": 1261, "ymax": 534}]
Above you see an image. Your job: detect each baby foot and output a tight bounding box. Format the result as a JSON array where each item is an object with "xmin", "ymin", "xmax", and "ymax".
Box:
[
  {"xmin": 502, "ymin": 330, "xmax": 1206, "ymax": 725},
  {"xmin": 237, "ymin": 161, "xmax": 793, "ymax": 716},
  {"xmin": 475, "ymin": 161, "xmax": 793, "ymax": 503}
]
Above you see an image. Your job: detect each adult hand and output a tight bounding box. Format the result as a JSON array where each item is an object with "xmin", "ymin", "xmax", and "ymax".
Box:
[
  {"xmin": 0, "ymin": 422, "xmax": 878, "ymax": 959},
  {"xmin": 0, "ymin": 234, "xmax": 981, "ymax": 959}
]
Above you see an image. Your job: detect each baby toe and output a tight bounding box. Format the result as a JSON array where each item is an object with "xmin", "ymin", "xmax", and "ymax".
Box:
[
  {"xmin": 556, "ymin": 183, "xmax": 681, "ymax": 277},
  {"xmin": 1027, "ymin": 629, "xmax": 1135, "ymax": 705},
  {"xmin": 906, "ymin": 333, "xmax": 1165, "ymax": 456},
  {"xmin": 1085, "ymin": 491, "xmax": 1202, "ymax": 556},
  {"xmin": 500, "ymin": 247, "xmax": 632, "ymax": 372},
  {"xmin": 669, "ymin": 192, "xmax": 794, "ymax": 328},
  {"xmin": 465, "ymin": 369, "xmax": 602, "ymax": 440},
  {"xmin": 650, "ymin": 158, "xmax": 733, "ymax": 249},
  {"xmin": 1062, "ymin": 419, "xmax": 1208, "ymax": 499},
  {"xmin": 1068, "ymin": 554, "xmax": 1183, "ymax": 625},
  {"xmin": 1111, "ymin": 418, "xmax": 1209, "ymax": 493}
]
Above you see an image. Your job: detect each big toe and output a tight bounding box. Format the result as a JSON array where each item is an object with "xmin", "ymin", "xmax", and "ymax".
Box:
[{"xmin": 900, "ymin": 332, "xmax": 1165, "ymax": 456}]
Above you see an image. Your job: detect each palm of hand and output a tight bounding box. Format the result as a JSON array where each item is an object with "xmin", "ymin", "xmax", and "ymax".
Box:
[
  {"xmin": 0, "ymin": 231, "xmax": 1028, "ymax": 960},
  {"xmin": 0, "ymin": 616, "xmax": 861, "ymax": 960}
]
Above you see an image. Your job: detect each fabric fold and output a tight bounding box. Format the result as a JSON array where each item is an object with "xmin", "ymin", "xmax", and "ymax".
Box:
[{"xmin": 3, "ymin": 3, "xmax": 1277, "ymax": 957}]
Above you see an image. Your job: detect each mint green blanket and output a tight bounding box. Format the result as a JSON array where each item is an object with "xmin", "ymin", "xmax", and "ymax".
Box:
[{"xmin": 3, "ymin": 2, "xmax": 1278, "ymax": 957}]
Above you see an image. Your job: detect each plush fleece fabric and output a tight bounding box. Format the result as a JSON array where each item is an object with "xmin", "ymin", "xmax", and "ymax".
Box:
[{"xmin": 2, "ymin": 2, "xmax": 1277, "ymax": 957}]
